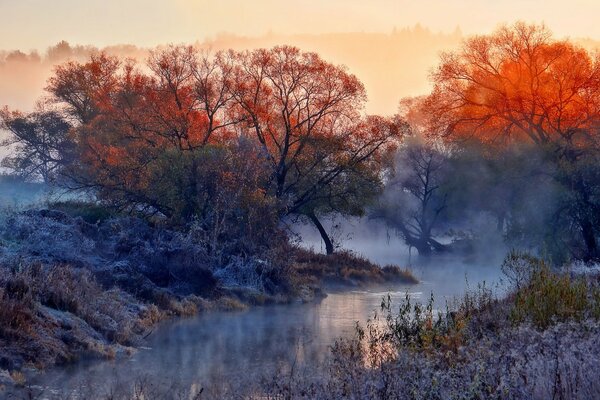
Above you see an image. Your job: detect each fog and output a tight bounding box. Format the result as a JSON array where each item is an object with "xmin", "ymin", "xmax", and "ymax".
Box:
[
  {"xmin": 2, "ymin": 21, "xmax": 599, "ymax": 398},
  {"xmin": 0, "ymin": 177, "xmax": 47, "ymax": 208}
]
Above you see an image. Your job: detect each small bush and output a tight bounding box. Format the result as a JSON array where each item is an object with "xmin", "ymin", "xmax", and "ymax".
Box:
[
  {"xmin": 511, "ymin": 264, "xmax": 589, "ymax": 329},
  {"xmin": 501, "ymin": 249, "xmax": 542, "ymax": 290},
  {"xmin": 369, "ymin": 292, "xmax": 471, "ymax": 356}
]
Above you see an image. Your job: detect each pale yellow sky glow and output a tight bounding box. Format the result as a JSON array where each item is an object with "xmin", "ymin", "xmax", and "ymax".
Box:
[
  {"xmin": 0, "ymin": 0, "xmax": 598, "ymax": 50},
  {"xmin": 1, "ymin": 0, "xmax": 599, "ymax": 116}
]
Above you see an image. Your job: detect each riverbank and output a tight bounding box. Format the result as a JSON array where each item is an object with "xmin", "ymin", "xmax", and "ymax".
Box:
[
  {"xmin": 0, "ymin": 207, "xmax": 417, "ymax": 390},
  {"xmin": 5, "ymin": 252, "xmax": 600, "ymax": 399},
  {"xmin": 253, "ymin": 253, "xmax": 600, "ymax": 399}
]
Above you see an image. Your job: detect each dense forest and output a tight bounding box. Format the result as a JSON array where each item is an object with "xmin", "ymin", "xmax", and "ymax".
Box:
[{"xmin": 1, "ymin": 21, "xmax": 600, "ymax": 399}]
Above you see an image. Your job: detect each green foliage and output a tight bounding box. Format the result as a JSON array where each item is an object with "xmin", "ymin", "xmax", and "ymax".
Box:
[
  {"xmin": 378, "ymin": 292, "xmax": 449, "ymax": 350},
  {"xmin": 357, "ymin": 290, "xmax": 476, "ymax": 359},
  {"xmin": 503, "ymin": 252, "xmax": 600, "ymax": 329},
  {"xmin": 155, "ymin": 143, "xmax": 282, "ymax": 260},
  {"xmin": 502, "ymin": 250, "xmax": 600, "ymax": 329},
  {"xmin": 511, "ymin": 265, "xmax": 589, "ymax": 329}
]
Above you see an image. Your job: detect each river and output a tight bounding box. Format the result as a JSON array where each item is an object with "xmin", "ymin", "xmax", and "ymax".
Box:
[{"xmin": 25, "ymin": 221, "xmax": 507, "ymax": 396}]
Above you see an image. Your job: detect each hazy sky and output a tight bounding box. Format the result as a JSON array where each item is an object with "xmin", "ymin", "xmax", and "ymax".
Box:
[{"xmin": 1, "ymin": 0, "xmax": 599, "ymax": 50}]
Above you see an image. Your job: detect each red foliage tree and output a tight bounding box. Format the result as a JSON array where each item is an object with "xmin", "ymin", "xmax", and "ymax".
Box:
[
  {"xmin": 425, "ymin": 22, "xmax": 600, "ymax": 147},
  {"xmin": 42, "ymin": 46, "xmax": 402, "ymax": 253}
]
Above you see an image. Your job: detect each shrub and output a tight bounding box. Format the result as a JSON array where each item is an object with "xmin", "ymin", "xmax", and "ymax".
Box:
[
  {"xmin": 511, "ymin": 264, "xmax": 589, "ymax": 329},
  {"xmin": 501, "ymin": 249, "xmax": 542, "ymax": 290},
  {"xmin": 371, "ymin": 291, "xmax": 472, "ymax": 355}
]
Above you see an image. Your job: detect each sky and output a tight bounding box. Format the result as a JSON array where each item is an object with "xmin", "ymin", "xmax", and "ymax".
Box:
[
  {"xmin": 1, "ymin": 0, "xmax": 599, "ymax": 51},
  {"xmin": 0, "ymin": 0, "xmax": 599, "ymax": 118}
]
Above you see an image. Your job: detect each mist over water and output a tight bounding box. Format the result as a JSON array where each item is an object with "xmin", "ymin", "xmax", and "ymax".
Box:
[
  {"xmin": 0, "ymin": 179, "xmax": 47, "ymax": 209},
  {"xmin": 295, "ymin": 216, "xmax": 506, "ymax": 297},
  {"xmin": 27, "ymin": 217, "xmax": 507, "ymax": 395}
]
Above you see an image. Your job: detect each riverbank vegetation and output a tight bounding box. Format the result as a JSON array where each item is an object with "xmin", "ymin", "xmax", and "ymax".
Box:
[
  {"xmin": 0, "ymin": 205, "xmax": 416, "ymax": 380},
  {"xmin": 6, "ymin": 253, "xmax": 600, "ymax": 399},
  {"xmin": 0, "ymin": 42, "xmax": 414, "ymax": 382},
  {"xmin": 251, "ymin": 253, "xmax": 600, "ymax": 399}
]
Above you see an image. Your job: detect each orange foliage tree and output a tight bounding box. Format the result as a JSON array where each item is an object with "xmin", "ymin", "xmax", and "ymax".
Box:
[
  {"xmin": 421, "ymin": 22, "xmax": 600, "ymax": 260},
  {"xmin": 425, "ymin": 22, "xmax": 600, "ymax": 147},
  {"xmin": 43, "ymin": 46, "xmax": 402, "ymax": 253},
  {"xmin": 227, "ymin": 46, "xmax": 402, "ymax": 252}
]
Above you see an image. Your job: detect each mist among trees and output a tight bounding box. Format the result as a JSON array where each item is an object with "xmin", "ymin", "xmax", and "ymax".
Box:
[{"xmin": 2, "ymin": 23, "xmax": 600, "ymax": 263}]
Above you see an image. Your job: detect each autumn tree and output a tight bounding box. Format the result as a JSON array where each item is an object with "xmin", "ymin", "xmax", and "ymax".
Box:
[
  {"xmin": 38, "ymin": 46, "xmax": 400, "ymax": 254},
  {"xmin": 47, "ymin": 53, "xmax": 120, "ymax": 124},
  {"xmin": 423, "ymin": 22, "xmax": 600, "ymax": 260},
  {"xmin": 228, "ymin": 46, "xmax": 402, "ymax": 253},
  {"xmin": 44, "ymin": 48, "xmax": 237, "ymax": 217},
  {"xmin": 426, "ymin": 22, "xmax": 600, "ymax": 147}
]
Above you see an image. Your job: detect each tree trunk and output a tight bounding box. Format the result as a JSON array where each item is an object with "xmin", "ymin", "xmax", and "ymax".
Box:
[
  {"xmin": 415, "ymin": 239, "xmax": 432, "ymax": 256},
  {"xmin": 308, "ymin": 212, "xmax": 334, "ymax": 255},
  {"xmin": 395, "ymin": 223, "xmax": 433, "ymax": 256}
]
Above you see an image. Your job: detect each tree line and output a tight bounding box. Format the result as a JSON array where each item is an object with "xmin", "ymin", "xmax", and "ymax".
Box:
[
  {"xmin": 1, "ymin": 45, "xmax": 402, "ymax": 255},
  {"xmin": 2, "ymin": 22, "xmax": 599, "ymax": 263}
]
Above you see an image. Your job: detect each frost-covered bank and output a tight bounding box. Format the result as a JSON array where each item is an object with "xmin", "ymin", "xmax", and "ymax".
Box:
[
  {"xmin": 252, "ymin": 253, "xmax": 600, "ymax": 399},
  {"xmin": 0, "ymin": 206, "xmax": 416, "ymax": 389},
  {"xmin": 6, "ymin": 252, "xmax": 600, "ymax": 399}
]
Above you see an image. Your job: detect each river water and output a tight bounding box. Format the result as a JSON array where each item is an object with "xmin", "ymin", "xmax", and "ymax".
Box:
[{"xmin": 26, "ymin": 222, "xmax": 507, "ymax": 395}]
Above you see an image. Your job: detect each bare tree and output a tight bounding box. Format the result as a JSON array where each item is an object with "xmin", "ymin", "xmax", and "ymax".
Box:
[
  {"xmin": 0, "ymin": 106, "xmax": 73, "ymax": 183},
  {"xmin": 374, "ymin": 138, "xmax": 449, "ymax": 255}
]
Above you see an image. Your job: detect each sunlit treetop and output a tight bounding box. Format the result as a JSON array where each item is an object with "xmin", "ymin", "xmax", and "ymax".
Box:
[{"xmin": 424, "ymin": 22, "xmax": 600, "ymax": 148}]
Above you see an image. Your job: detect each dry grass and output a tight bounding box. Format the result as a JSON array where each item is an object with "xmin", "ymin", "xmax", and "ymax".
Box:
[
  {"xmin": 216, "ymin": 296, "xmax": 249, "ymax": 311},
  {"xmin": 292, "ymin": 248, "xmax": 417, "ymax": 287},
  {"xmin": 0, "ymin": 284, "xmax": 35, "ymax": 341},
  {"xmin": 0, "ymin": 263, "xmax": 170, "ymax": 372}
]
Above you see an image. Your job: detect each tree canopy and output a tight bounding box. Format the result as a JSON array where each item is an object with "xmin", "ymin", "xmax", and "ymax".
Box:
[
  {"xmin": 29, "ymin": 45, "xmax": 403, "ymax": 253},
  {"xmin": 425, "ymin": 22, "xmax": 600, "ymax": 147}
]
